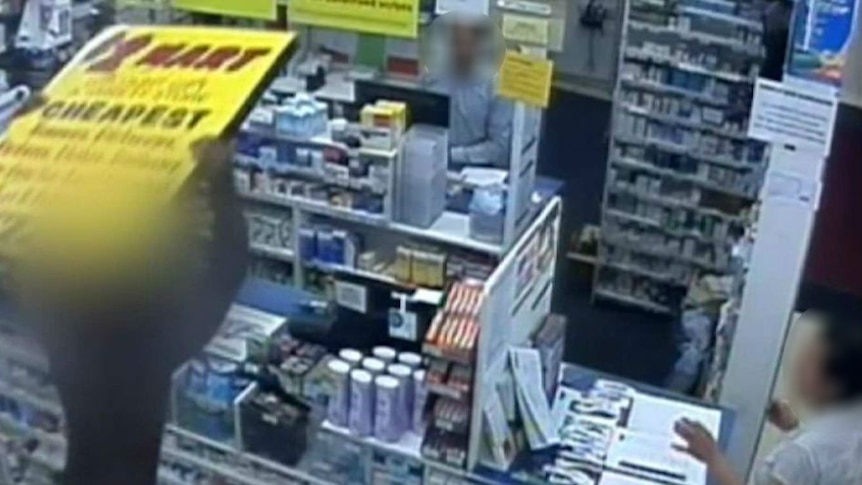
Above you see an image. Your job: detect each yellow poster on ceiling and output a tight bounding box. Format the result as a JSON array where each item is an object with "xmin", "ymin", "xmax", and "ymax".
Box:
[
  {"xmin": 0, "ymin": 25, "xmax": 296, "ymax": 258},
  {"xmin": 289, "ymin": 0, "xmax": 420, "ymax": 39},
  {"xmin": 173, "ymin": 0, "xmax": 277, "ymax": 20}
]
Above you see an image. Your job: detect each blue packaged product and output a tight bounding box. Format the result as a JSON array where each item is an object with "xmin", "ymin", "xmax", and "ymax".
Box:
[
  {"xmin": 317, "ymin": 229, "xmax": 335, "ymax": 264},
  {"xmin": 204, "ymin": 358, "xmax": 238, "ymax": 413},
  {"xmin": 331, "ymin": 230, "xmax": 347, "ymax": 265},
  {"xmin": 299, "ymin": 228, "xmax": 317, "ymax": 261}
]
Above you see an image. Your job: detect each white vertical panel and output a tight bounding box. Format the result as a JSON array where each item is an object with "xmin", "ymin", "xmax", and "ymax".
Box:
[
  {"xmin": 720, "ymin": 146, "xmax": 825, "ymax": 477},
  {"xmin": 841, "ymin": 10, "xmax": 862, "ymax": 108}
]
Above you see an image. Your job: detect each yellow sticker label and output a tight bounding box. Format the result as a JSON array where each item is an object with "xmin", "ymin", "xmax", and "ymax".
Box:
[
  {"xmin": 0, "ymin": 26, "xmax": 296, "ymax": 255},
  {"xmin": 174, "ymin": 0, "xmax": 277, "ymax": 20},
  {"xmin": 498, "ymin": 50, "xmax": 553, "ymax": 108},
  {"xmin": 288, "ymin": 0, "xmax": 420, "ymax": 39},
  {"xmin": 501, "ymin": 14, "xmax": 550, "ymax": 46}
]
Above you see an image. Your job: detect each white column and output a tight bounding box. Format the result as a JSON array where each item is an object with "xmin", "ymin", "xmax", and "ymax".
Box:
[
  {"xmin": 719, "ymin": 145, "xmax": 825, "ymax": 477},
  {"xmin": 841, "ymin": 8, "xmax": 862, "ymax": 107}
]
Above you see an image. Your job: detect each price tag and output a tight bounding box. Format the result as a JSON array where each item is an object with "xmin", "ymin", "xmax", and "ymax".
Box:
[{"xmin": 335, "ymin": 280, "xmax": 368, "ymax": 314}]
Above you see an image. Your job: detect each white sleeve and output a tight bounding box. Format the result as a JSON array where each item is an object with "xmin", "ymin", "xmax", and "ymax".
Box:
[{"xmin": 767, "ymin": 442, "xmax": 819, "ymax": 485}]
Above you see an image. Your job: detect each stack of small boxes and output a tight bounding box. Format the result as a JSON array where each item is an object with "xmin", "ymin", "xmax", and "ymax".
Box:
[
  {"xmin": 298, "ymin": 225, "xmax": 362, "ymax": 268},
  {"xmin": 420, "ymin": 283, "xmax": 484, "ymax": 468},
  {"xmin": 397, "ymin": 125, "xmax": 448, "ymax": 228},
  {"xmin": 274, "ymin": 93, "xmax": 329, "ymax": 139},
  {"xmin": 361, "ymin": 100, "xmax": 407, "ymax": 150},
  {"xmin": 325, "ymin": 347, "xmax": 427, "ymax": 444},
  {"xmin": 270, "ymin": 335, "xmax": 332, "ymax": 406},
  {"xmin": 394, "ymin": 245, "xmax": 448, "ymax": 289}
]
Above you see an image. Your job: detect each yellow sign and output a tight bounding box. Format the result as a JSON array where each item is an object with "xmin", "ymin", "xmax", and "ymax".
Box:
[
  {"xmin": 0, "ymin": 26, "xmax": 296, "ymax": 258},
  {"xmin": 501, "ymin": 14, "xmax": 550, "ymax": 46},
  {"xmin": 289, "ymin": 0, "xmax": 420, "ymax": 39},
  {"xmin": 173, "ymin": 0, "xmax": 277, "ymax": 20},
  {"xmin": 498, "ymin": 50, "xmax": 553, "ymax": 108}
]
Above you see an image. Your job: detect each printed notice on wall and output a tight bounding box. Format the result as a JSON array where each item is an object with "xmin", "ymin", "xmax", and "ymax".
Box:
[
  {"xmin": 498, "ymin": 50, "xmax": 553, "ymax": 108},
  {"xmin": 501, "ymin": 13, "xmax": 550, "ymax": 45},
  {"xmin": 289, "ymin": 0, "xmax": 420, "ymax": 39},
  {"xmin": 748, "ymin": 77, "xmax": 838, "ymax": 155},
  {"xmin": 0, "ymin": 26, "xmax": 295, "ymax": 256}
]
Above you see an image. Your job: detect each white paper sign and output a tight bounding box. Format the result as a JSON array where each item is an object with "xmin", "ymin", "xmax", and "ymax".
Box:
[
  {"xmin": 762, "ymin": 144, "xmax": 824, "ymax": 210},
  {"xmin": 436, "ymin": 0, "xmax": 490, "ymax": 16},
  {"xmin": 335, "ymin": 280, "xmax": 368, "ymax": 314},
  {"xmin": 387, "ymin": 308, "xmax": 417, "ymax": 340},
  {"xmin": 748, "ymin": 77, "xmax": 838, "ymax": 156}
]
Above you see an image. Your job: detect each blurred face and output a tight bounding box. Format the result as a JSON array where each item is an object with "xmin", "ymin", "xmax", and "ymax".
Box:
[
  {"xmin": 451, "ymin": 24, "xmax": 480, "ymax": 78},
  {"xmin": 792, "ymin": 332, "xmax": 841, "ymax": 409}
]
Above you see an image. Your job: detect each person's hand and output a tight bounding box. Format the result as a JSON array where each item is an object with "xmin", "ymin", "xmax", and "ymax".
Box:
[
  {"xmin": 674, "ymin": 418, "xmax": 720, "ymax": 465},
  {"xmin": 767, "ymin": 399, "xmax": 799, "ymax": 432}
]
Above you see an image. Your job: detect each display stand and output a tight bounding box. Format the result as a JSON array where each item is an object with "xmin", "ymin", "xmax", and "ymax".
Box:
[{"xmin": 595, "ymin": 0, "xmax": 767, "ymax": 313}]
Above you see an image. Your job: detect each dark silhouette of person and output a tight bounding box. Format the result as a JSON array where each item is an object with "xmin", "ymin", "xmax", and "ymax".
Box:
[{"xmin": 12, "ymin": 98, "xmax": 248, "ymax": 484}]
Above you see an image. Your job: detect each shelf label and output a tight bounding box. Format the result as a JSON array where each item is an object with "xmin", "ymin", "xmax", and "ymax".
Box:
[
  {"xmin": 0, "ymin": 26, "xmax": 296, "ymax": 260},
  {"xmin": 336, "ymin": 280, "xmax": 368, "ymax": 314},
  {"xmin": 173, "ymin": 0, "xmax": 277, "ymax": 20},
  {"xmin": 498, "ymin": 50, "xmax": 553, "ymax": 108},
  {"xmin": 289, "ymin": 0, "xmax": 420, "ymax": 39},
  {"xmin": 748, "ymin": 77, "xmax": 838, "ymax": 156}
]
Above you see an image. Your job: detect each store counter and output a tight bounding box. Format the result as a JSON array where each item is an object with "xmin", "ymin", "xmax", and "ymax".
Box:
[{"xmin": 475, "ymin": 363, "xmax": 735, "ymax": 485}]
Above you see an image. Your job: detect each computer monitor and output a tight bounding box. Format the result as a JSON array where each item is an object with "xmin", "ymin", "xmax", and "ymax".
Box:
[{"xmin": 354, "ymin": 79, "xmax": 451, "ymax": 128}]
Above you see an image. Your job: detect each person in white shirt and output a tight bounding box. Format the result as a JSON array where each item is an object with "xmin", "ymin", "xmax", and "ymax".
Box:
[
  {"xmin": 675, "ymin": 312, "xmax": 862, "ymax": 485},
  {"xmin": 426, "ymin": 16, "xmax": 512, "ymax": 170}
]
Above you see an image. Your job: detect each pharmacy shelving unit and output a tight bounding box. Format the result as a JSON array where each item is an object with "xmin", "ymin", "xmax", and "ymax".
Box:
[
  {"xmin": 0, "ymin": 192, "xmax": 560, "ymax": 483},
  {"xmin": 594, "ymin": 0, "xmax": 768, "ymax": 314}
]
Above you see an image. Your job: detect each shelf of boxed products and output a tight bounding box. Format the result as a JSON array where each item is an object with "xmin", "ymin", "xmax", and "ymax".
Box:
[
  {"xmin": 623, "ymin": 48, "xmax": 755, "ymax": 85},
  {"xmin": 626, "ymin": 20, "xmax": 763, "ymax": 55},
  {"xmin": 602, "ymin": 235, "xmax": 730, "ymax": 273},
  {"xmin": 618, "ymin": 76, "xmax": 736, "ymax": 108},
  {"xmin": 593, "ymin": 286, "xmax": 674, "ymax": 315},
  {"xmin": 236, "ymin": 155, "xmax": 389, "ymax": 196},
  {"xmin": 600, "ymin": 258, "xmax": 687, "ymax": 286},
  {"xmin": 604, "ymin": 208, "xmax": 729, "ymax": 245},
  {"xmin": 607, "ymin": 184, "xmax": 745, "ymax": 223},
  {"xmin": 619, "ymin": 103, "xmax": 749, "ymax": 142},
  {"xmin": 238, "ymin": 187, "xmax": 503, "ymax": 256},
  {"xmin": 630, "ymin": 0, "xmax": 764, "ymax": 31},
  {"xmin": 613, "ymin": 133, "xmax": 758, "ymax": 171},
  {"xmin": 610, "ymin": 155, "xmax": 757, "ymax": 200},
  {"xmin": 419, "ymin": 282, "xmax": 483, "ymax": 469}
]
